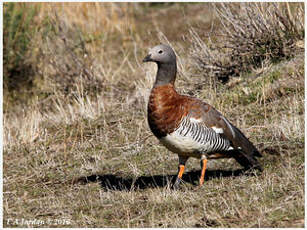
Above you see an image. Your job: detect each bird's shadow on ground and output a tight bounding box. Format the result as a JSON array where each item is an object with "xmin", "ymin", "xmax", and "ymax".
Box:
[{"xmin": 75, "ymin": 168, "xmax": 256, "ymax": 191}]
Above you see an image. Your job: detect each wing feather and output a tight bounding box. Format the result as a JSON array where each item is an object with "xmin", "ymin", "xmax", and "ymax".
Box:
[{"xmin": 186, "ymin": 99, "xmax": 262, "ymax": 170}]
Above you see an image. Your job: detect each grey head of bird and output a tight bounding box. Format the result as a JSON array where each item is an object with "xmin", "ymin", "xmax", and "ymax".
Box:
[
  {"xmin": 143, "ymin": 44, "xmax": 177, "ymax": 86},
  {"xmin": 143, "ymin": 44, "xmax": 176, "ymax": 65}
]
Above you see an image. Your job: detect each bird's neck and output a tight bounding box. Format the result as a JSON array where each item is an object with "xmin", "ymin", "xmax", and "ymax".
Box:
[{"xmin": 154, "ymin": 62, "xmax": 177, "ymax": 87}]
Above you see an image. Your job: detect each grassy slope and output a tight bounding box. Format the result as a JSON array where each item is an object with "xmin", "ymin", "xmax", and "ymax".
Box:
[{"xmin": 3, "ymin": 3, "xmax": 304, "ymax": 228}]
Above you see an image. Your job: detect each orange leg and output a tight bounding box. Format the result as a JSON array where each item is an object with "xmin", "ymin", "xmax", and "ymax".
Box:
[
  {"xmin": 199, "ymin": 158, "xmax": 208, "ymax": 186},
  {"xmin": 173, "ymin": 156, "xmax": 188, "ymax": 188},
  {"xmin": 173, "ymin": 164, "xmax": 185, "ymax": 189},
  {"xmin": 177, "ymin": 165, "xmax": 185, "ymax": 179}
]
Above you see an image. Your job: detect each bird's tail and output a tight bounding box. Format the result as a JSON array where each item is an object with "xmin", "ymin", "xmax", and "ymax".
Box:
[
  {"xmin": 230, "ymin": 125, "xmax": 263, "ymax": 171},
  {"xmin": 232, "ymin": 150, "xmax": 263, "ymax": 171}
]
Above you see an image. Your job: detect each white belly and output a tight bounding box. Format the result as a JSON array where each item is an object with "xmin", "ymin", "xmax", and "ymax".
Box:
[{"xmin": 160, "ymin": 131, "xmax": 212, "ymax": 157}]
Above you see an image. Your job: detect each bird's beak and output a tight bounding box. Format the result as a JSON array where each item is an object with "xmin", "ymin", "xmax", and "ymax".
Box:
[{"xmin": 143, "ymin": 54, "xmax": 152, "ymax": 62}]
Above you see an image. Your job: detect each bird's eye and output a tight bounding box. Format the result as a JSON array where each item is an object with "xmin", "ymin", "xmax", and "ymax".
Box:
[{"xmin": 158, "ymin": 50, "xmax": 163, "ymax": 54}]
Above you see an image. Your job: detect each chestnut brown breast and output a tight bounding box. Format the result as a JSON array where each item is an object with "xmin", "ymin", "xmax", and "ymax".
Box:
[{"xmin": 148, "ymin": 84, "xmax": 189, "ymax": 139}]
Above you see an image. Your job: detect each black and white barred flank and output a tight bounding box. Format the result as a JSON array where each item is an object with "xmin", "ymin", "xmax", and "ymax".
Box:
[
  {"xmin": 176, "ymin": 117, "xmax": 232, "ymax": 153},
  {"xmin": 160, "ymin": 117, "xmax": 233, "ymax": 155}
]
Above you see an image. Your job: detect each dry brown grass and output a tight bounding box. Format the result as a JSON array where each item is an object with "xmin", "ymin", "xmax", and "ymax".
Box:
[
  {"xmin": 189, "ymin": 2, "xmax": 304, "ymax": 83},
  {"xmin": 3, "ymin": 2, "xmax": 304, "ymax": 228}
]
